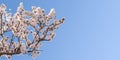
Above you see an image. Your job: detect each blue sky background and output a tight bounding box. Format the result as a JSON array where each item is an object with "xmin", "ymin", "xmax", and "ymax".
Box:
[{"xmin": 0, "ymin": 0, "xmax": 120, "ymax": 60}]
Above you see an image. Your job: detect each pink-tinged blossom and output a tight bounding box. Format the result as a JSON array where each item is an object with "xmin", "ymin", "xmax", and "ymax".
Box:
[{"xmin": 0, "ymin": 2, "xmax": 64, "ymax": 60}]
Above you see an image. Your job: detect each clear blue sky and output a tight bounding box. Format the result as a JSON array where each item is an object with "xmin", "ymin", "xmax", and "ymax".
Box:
[{"xmin": 0, "ymin": 0, "xmax": 120, "ymax": 60}]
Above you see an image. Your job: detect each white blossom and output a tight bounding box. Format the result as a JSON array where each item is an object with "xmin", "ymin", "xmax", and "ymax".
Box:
[
  {"xmin": 4, "ymin": 43, "xmax": 9, "ymax": 51},
  {"xmin": 20, "ymin": 43, "xmax": 27, "ymax": 54},
  {"xmin": 3, "ymin": 26, "xmax": 7, "ymax": 31},
  {"xmin": 17, "ymin": 2, "xmax": 24, "ymax": 12},
  {"xmin": 26, "ymin": 39, "xmax": 31, "ymax": 45},
  {"xmin": 47, "ymin": 8, "xmax": 56, "ymax": 18},
  {"xmin": 32, "ymin": 6, "xmax": 37, "ymax": 13},
  {"xmin": 1, "ymin": 37, "xmax": 8, "ymax": 42},
  {"xmin": 0, "ymin": 2, "xmax": 64, "ymax": 60},
  {"xmin": 29, "ymin": 44, "xmax": 35, "ymax": 49},
  {"xmin": 0, "ymin": 3, "xmax": 6, "ymax": 12},
  {"xmin": 6, "ymin": 13, "xmax": 12, "ymax": 22},
  {"xmin": 36, "ymin": 7, "xmax": 43, "ymax": 16},
  {"xmin": 54, "ymin": 20, "xmax": 61, "ymax": 24},
  {"xmin": 32, "ymin": 51, "xmax": 36, "ymax": 59}
]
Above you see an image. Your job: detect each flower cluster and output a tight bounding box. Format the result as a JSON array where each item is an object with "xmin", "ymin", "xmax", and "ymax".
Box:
[{"xmin": 0, "ymin": 2, "xmax": 64, "ymax": 60}]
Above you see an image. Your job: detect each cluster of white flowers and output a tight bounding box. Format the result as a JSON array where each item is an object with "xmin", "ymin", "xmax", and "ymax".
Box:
[{"xmin": 0, "ymin": 2, "xmax": 64, "ymax": 60}]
